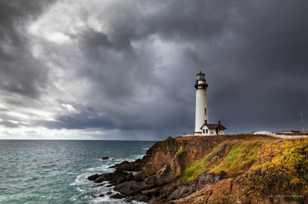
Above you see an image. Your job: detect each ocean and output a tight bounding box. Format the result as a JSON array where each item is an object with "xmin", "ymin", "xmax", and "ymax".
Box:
[{"xmin": 0, "ymin": 140, "xmax": 155, "ymax": 204}]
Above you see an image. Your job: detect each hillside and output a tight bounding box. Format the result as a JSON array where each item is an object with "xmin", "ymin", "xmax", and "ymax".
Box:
[{"xmin": 88, "ymin": 135, "xmax": 308, "ymax": 204}]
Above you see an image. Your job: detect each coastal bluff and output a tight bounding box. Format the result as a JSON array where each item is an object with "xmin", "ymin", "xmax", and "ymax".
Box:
[{"xmin": 88, "ymin": 135, "xmax": 308, "ymax": 204}]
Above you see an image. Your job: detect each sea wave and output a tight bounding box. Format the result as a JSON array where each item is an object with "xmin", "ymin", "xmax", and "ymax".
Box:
[
  {"xmin": 70, "ymin": 172, "xmax": 92, "ymax": 186},
  {"xmin": 1, "ymin": 140, "xmax": 154, "ymax": 204},
  {"xmin": 126, "ymin": 154, "xmax": 144, "ymax": 161},
  {"xmin": 72, "ymin": 153, "xmax": 147, "ymax": 203}
]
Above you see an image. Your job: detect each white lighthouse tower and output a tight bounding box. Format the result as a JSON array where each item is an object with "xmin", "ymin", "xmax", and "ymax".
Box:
[
  {"xmin": 194, "ymin": 71, "xmax": 226, "ymax": 135},
  {"xmin": 194, "ymin": 71, "xmax": 208, "ymax": 133}
]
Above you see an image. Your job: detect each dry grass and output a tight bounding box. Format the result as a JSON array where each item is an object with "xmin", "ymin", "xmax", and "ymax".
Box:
[{"xmin": 182, "ymin": 135, "xmax": 308, "ymax": 191}]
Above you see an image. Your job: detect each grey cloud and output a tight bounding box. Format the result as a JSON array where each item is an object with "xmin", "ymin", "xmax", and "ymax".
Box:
[
  {"xmin": 0, "ymin": 0, "xmax": 56, "ymax": 98},
  {"xmin": 206, "ymin": 0, "xmax": 308, "ymax": 131},
  {"xmin": 1, "ymin": 0, "xmax": 308, "ymax": 139},
  {"xmin": 53, "ymin": 0, "xmax": 308, "ymax": 134}
]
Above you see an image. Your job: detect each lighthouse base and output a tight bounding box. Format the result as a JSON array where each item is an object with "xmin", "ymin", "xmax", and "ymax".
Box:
[{"xmin": 194, "ymin": 128, "xmax": 225, "ymax": 136}]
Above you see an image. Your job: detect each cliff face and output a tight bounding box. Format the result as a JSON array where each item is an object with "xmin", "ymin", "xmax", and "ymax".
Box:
[{"xmin": 89, "ymin": 135, "xmax": 308, "ymax": 204}]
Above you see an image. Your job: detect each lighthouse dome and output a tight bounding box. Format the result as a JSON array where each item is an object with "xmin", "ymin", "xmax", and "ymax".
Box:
[{"xmin": 196, "ymin": 71, "xmax": 205, "ymax": 81}]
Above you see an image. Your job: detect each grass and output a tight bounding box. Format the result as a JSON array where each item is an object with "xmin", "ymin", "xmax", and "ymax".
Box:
[
  {"xmin": 182, "ymin": 137, "xmax": 308, "ymax": 186},
  {"xmin": 176, "ymin": 146, "xmax": 186, "ymax": 157},
  {"xmin": 183, "ymin": 142, "xmax": 229, "ymax": 181},
  {"xmin": 210, "ymin": 142, "xmax": 260, "ymax": 174},
  {"xmin": 246, "ymin": 140, "xmax": 308, "ymax": 195},
  {"xmin": 182, "ymin": 139, "xmax": 262, "ymax": 181}
]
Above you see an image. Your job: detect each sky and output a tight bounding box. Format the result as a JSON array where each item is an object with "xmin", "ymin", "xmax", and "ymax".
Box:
[{"xmin": 0, "ymin": 0, "xmax": 307, "ymax": 140}]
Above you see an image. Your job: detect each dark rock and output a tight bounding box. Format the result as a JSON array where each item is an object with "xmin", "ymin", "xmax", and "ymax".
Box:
[
  {"xmin": 88, "ymin": 174, "xmax": 100, "ymax": 181},
  {"xmin": 110, "ymin": 193, "xmax": 125, "ymax": 199},
  {"xmin": 145, "ymin": 175, "xmax": 157, "ymax": 186},
  {"xmin": 134, "ymin": 172, "xmax": 145, "ymax": 181},
  {"xmin": 168, "ymin": 185, "xmax": 194, "ymax": 200},
  {"xmin": 141, "ymin": 187, "xmax": 160, "ymax": 196},
  {"xmin": 111, "ymin": 170, "xmax": 134, "ymax": 185},
  {"xmin": 111, "ymin": 159, "xmax": 145, "ymax": 172},
  {"xmin": 197, "ymin": 173, "xmax": 211, "ymax": 185},
  {"xmin": 99, "ymin": 194, "xmax": 105, "ymax": 197},
  {"xmin": 202, "ymin": 173, "xmax": 215, "ymax": 183},
  {"xmin": 127, "ymin": 194, "xmax": 150, "ymax": 202},
  {"xmin": 157, "ymin": 182, "xmax": 179, "ymax": 200},
  {"xmin": 101, "ymin": 156, "xmax": 110, "ymax": 160},
  {"xmin": 148, "ymin": 198, "xmax": 160, "ymax": 204},
  {"xmin": 114, "ymin": 180, "xmax": 147, "ymax": 195},
  {"xmin": 196, "ymin": 171, "xmax": 226, "ymax": 186},
  {"xmin": 112, "ymin": 161, "xmax": 138, "ymax": 172},
  {"xmin": 218, "ymin": 171, "xmax": 227, "ymax": 179},
  {"xmin": 157, "ymin": 164, "xmax": 171, "ymax": 177},
  {"xmin": 156, "ymin": 175, "xmax": 174, "ymax": 186},
  {"xmin": 214, "ymin": 171, "xmax": 227, "ymax": 182},
  {"xmin": 106, "ymin": 191, "xmax": 112, "ymax": 195},
  {"xmin": 90, "ymin": 170, "xmax": 134, "ymax": 185},
  {"xmin": 94, "ymin": 176, "xmax": 105, "ymax": 183},
  {"xmin": 94, "ymin": 173, "xmax": 114, "ymax": 183}
]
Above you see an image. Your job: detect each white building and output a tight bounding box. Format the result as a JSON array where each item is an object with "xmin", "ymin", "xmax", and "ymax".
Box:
[{"xmin": 194, "ymin": 71, "xmax": 225, "ymax": 136}]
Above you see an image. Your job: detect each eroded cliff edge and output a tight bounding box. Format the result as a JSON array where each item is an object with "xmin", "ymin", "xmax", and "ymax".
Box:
[{"xmin": 89, "ymin": 135, "xmax": 308, "ymax": 204}]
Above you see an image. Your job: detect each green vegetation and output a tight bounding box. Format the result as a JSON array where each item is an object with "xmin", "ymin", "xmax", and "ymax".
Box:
[
  {"xmin": 182, "ymin": 135, "xmax": 308, "ymax": 195},
  {"xmin": 247, "ymin": 141, "xmax": 308, "ymax": 196},
  {"xmin": 211, "ymin": 141, "xmax": 261, "ymax": 174},
  {"xmin": 183, "ymin": 142, "xmax": 225, "ymax": 181},
  {"xmin": 183, "ymin": 139, "xmax": 262, "ymax": 181},
  {"xmin": 176, "ymin": 146, "xmax": 185, "ymax": 157}
]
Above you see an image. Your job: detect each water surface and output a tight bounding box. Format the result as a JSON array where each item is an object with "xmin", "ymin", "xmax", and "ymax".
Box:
[{"xmin": 0, "ymin": 140, "xmax": 154, "ymax": 204}]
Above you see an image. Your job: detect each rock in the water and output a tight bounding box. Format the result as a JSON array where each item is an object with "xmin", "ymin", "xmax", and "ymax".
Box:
[
  {"xmin": 114, "ymin": 180, "xmax": 147, "ymax": 195},
  {"xmin": 94, "ymin": 173, "xmax": 114, "ymax": 183},
  {"xmin": 110, "ymin": 193, "xmax": 125, "ymax": 199},
  {"xmin": 88, "ymin": 174, "xmax": 100, "ymax": 181},
  {"xmin": 101, "ymin": 156, "xmax": 110, "ymax": 160},
  {"xmin": 127, "ymin": 194, "xmax": 149, "ymax": 202},
  {"xmin": 112, "ymin": 161, "xmax": 137, "ymax": 172}
]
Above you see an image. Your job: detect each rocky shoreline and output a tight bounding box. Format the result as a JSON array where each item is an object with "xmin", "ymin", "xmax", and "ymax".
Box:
[{"xmin": 88, "ymin": 135, "xmax": 308, "ymax": 204}]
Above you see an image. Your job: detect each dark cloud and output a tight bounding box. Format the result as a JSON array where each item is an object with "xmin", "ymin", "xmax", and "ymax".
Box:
[
  {"xmin": 0, "ymin": 0, "xmax": 308, "ymax": 139},
  {"xmin": 0, "ymin": 0, "xmax": 56, "ymax": 98},
  {"xmin": 206, "ymin": 0, "xmax": 308, "ymax": 131}
]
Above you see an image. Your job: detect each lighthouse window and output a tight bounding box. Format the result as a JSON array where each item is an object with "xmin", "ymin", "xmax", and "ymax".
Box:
[{"xmin": 204, "ymin": 108, "xmax": 207, "ymax": 115}]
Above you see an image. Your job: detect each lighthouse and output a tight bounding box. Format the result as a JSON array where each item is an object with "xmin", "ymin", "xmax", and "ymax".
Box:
[
  {"xmin": 194, "ymin": 71, "xmax": 226, "ymax": 135},
  {"xmin": 194, "ymin": 71, "xmax": 208, "ymax": 133}
]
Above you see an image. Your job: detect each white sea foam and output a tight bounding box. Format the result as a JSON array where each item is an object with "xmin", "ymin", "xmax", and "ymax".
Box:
[
  {"xmin": 97, "ymin": 157, "xmax": 114, "ymax": 161},
  {"xmin": 66, "ymin": 172, "xmax": 78, "ymax": 175},
  {"xmin": 86, "ymin": 158, "xmax": 127, "ymax": 173},
  {"xmin": 125, "ymin": 154, "xmax": 144, "ymax": 162},
  {"xmin": 86, "ymin": 165, "xmax": 114, "ymax": 173},
  {"xmin": 90, "ymin": 196, "xmax": 125, "ymax": 204},
  {"xmin": 70, "ymin": 172, "xmax": 92, "ymax": 186},
  {"xmin": 73, "ymin": 152, "xmax": 148, "ymax": 204}
]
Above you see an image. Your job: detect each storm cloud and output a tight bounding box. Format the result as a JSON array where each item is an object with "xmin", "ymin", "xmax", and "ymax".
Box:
[{"xmin": 0, "ymin": 0, "xmax": 307, "ymax": 139}]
